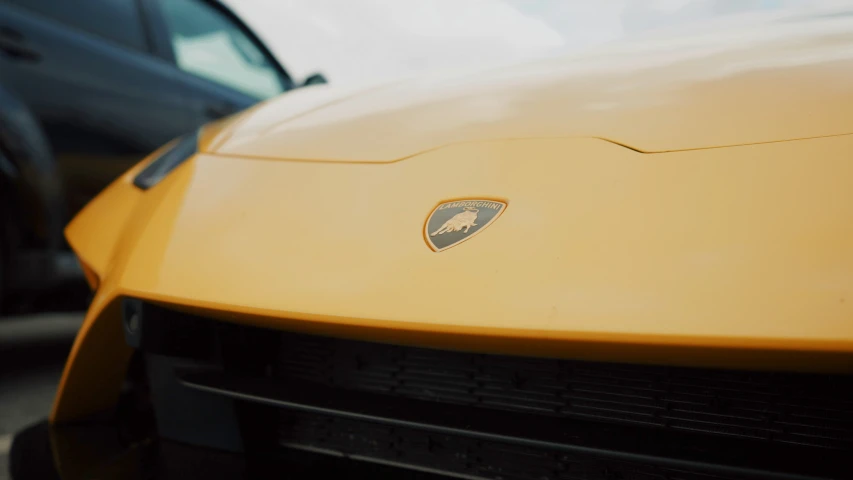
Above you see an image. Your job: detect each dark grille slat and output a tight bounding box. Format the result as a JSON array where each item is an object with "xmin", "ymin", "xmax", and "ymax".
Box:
[
  {"xmin": 563, "ymin": 393, "xmax": 663, "ymax": 412},
  {"xmin": 476, "ymin": 387, "xmax": 565, "ymax": 405},
  {"xmin": 668, "ymin": 424, "xmax": 769, "ymax": 441},
  {"xmin": 662, "ymin": 414, "xmax": 781, "ymax": 437},
  {"xmin": 402, "ymin": 358, "xmax": 478, "ymax": 372},
  {"xmin": 394, "ymin": 390, "xmax": 477, "ymax": 405},
  {"xmin": 783, "ymin": 406, "xmax": 853, "ymax": 420},
  {"xmin": 664, "ymin": 409, "xmax": 781, "ymax": 428},
  {"xmin": 398, "ymin": 382, "xmax": 473, "ymax": 397},
  {"xmin": 561, "ymin": 389, "xmax": 663, "ymax": 408},
  {"xmin": 570, "ymin": 401, "xmax": 662, "ymax": 420},
  {"xmin": 480, "ymin": 399, "xmax": 561, "ymax": 414},
  {"xmin": 347, "ymin": 364, "xmax": 400, "ymax": 375},
  {"xmin": 777, "ymin": 419, "xmax": 853, "ymax": 433},
  {"xmin": 356, "ymin": 381, "xmax": 398, "ymax": 393},
  {"xmin": 403, "ymin": 372, "xmax": 480, "ymax": 384},
  {"xmin": 397, "ymin": 374, "xmax": 481, "ymax": 389},
  {"xmin": 343, "ymin": 369, "xmax": 401, "ymax": 382},
  {"xmin": 562, "ymin": 411, "xmax": 665, "ymax": 428},
  {"xmin": 564, "ymin": 382, "xmax": 665, "ymax": 400}
]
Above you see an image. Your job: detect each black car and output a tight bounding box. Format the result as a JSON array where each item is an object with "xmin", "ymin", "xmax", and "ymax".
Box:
[{"xmin": 0, "ymin": 0, "xmax": 323, "ymax": 307}]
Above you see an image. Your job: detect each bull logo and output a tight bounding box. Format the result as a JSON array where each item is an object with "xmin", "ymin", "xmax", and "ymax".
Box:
[
  {"xmin": 424, "ymin": 199, "xmax": 507, "ymax": 252},
  {"xmin": 431, "ymin": 206, "xmax": 479, "ymax": 236}
]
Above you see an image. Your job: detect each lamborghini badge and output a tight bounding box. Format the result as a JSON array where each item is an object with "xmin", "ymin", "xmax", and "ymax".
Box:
[{"xmin": 424, "ymin": 199, "xmax": 507, "ymax": 252}]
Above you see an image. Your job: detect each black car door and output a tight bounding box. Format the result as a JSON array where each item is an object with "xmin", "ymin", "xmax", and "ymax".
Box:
[
  {"xmin": 144, "ymin": 0, "xmax": 295, "ymax": 125},
  {"xmin": 0, "ymin": 0, "xmax": 197, "ymax": 215}
]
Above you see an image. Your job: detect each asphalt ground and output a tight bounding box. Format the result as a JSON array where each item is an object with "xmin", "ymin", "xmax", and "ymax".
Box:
[{"xmin": 0, "ymin": 313, "xmax": 85, "ymax": 480}]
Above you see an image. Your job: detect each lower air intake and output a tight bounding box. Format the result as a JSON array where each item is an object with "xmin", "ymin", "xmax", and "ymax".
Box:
[{"xmin": 133, "ymin": 302, "xmax": 853, "ymax": 480}]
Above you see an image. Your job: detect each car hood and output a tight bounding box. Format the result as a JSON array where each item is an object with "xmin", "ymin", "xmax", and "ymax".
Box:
[
  {"xmin": 56, "ymin": 123, "xmax": 853, "ymax": 422},
  {"xmin": 65, "ymin": 135, "xmax": 853, "ymax": 374},
  {"xmin": 207, "ymin": 12, "xmax": 853, "ymax": 161}
]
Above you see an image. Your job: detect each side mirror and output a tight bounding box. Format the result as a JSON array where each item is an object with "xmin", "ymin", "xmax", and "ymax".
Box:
[{"xmin": 301, "ymin": 73, "xmax": 328, "ymax": 87}]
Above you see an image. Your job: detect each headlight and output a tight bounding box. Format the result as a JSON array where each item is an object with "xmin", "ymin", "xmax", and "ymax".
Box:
[{"xmin": 133, "ymin": 129, "xmax": 199, "ymax": 190}]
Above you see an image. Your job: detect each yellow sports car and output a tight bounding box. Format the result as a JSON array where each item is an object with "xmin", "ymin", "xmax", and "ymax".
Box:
[{"xmin": 10, "ymin": 10, "xmax": 853, "ymax": 480}]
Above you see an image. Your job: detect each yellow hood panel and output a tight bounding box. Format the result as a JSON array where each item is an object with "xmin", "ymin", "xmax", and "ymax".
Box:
[
  {"xmin": 72, "ymin": 136, "xmax": 853, "ymax": 356},
  {"xmin": 55, "ymin": 135, "xmax": 853, "ymax": 422},
  {"xmin": 213, "ymin": 18, "xmax": 853, "ymax": 161}
]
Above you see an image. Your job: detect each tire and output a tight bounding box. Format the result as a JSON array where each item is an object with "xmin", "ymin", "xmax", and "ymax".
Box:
[{"xmin": 8, "ymin": 420, "xmax": 61, "ymax": 480}]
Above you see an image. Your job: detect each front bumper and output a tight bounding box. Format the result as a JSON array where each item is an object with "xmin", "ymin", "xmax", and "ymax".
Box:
[{"xmin": 20, "ymin": 301, "xmax": 853, "ymax": 480}]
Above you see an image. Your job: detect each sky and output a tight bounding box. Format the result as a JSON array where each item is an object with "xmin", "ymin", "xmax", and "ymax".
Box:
[{"xmin": 223, "ymin": 0, "xmax": 853, "ymax": 87}]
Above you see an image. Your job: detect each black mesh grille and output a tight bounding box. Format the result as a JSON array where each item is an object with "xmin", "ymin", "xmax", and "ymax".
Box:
[
  {"xmin": 276, "ymin": 333, "xmax": 853, "ymax": 451},
  {"xmin": 133, "ymin": 302, "xmax": 853, "ymax": 479}
]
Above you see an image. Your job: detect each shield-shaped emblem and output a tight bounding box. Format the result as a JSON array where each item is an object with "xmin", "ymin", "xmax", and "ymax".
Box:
[{"xmin": 424, "ymin": 199, "xmax": 507, "ymax": 252}]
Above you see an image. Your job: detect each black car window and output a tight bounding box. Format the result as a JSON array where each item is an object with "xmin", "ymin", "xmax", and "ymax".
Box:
[
  {"xmin": 2, "ymin": 0, "xmax": 148, "ymax": 51},
  {"xmin": 155, "ymin": 0, "xmax": 286, "ymax": 100}
]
